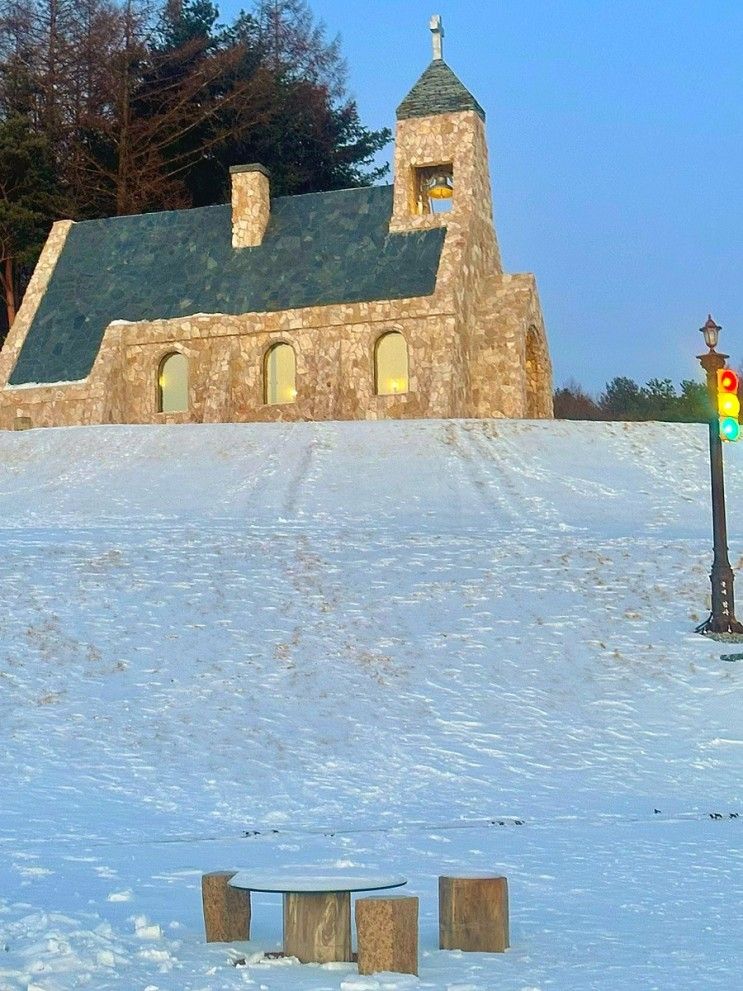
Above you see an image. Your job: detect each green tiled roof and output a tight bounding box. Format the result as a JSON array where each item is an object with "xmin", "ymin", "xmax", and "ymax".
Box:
[
  {"xmin": 10, "ymin": 185, "xmax": 446, "ymax": 386},
  {"xmin": 397, "ymin": 60, "xmax": 485, "ymax": 121}
]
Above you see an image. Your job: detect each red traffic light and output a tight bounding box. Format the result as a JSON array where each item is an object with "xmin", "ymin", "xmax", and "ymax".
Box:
[{"xmin": 718, "ymin": 368, "xmax": 739, "ymax": 393}]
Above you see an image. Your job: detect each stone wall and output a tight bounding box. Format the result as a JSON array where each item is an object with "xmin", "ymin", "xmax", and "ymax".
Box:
[
  {"xmin": 103, "ymin": 307, "xmax": 464, "ymax": 425},
  {"xmin": 469, "ymin": 274, "xmax": 553, "ymax": 419}
]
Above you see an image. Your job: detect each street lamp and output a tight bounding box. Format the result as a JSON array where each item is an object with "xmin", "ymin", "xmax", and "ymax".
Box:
[
  {"xmin": 701, "ymin": 314, "xmax": 720, "ymax": 350},
  {"xmin": 696, "ymin": 315, "xmax": 743, "ymax": 635}
]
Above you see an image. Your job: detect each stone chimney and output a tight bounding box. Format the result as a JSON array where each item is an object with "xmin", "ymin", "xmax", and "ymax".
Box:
[{"xmin": 230, "ymin": 164, "xmax": 271, "ymax": 249}]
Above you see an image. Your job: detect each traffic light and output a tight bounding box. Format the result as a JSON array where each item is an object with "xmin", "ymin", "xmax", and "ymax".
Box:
[{"xmin": 717, "ymin": 368, "xmax": 741, "ymax": 442}]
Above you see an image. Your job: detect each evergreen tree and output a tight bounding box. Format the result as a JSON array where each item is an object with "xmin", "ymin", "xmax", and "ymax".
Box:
[
  {"xmin": 599, "ymin": 376, "xmax": 649, "ymax": 420},
  {"xmin": 678, "ymin": 378, "xmax": 710, "ymax": 422},
  {"xmin": 641, "ymin": 378, "xmax": 678, "ymax": 421},
  {"xmin": 0, "ymin": 116, "xmax": 63, "ymax": 332},
  {"xmin": 556, "ymin": 374, "xmax": 714, "ymax": 423},
  {"xmin": 178, "ymin": 0, "xmax": 390, "ymax": 203}
]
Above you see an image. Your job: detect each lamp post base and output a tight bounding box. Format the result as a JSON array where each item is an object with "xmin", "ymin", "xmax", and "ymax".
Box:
[
  {"xmin": 695, "ymin": 612, "xmax": 743, "ymax": 636},
  {"xmin": 696, "ymin": 563, "xmax": 743, "ymax": 635}
]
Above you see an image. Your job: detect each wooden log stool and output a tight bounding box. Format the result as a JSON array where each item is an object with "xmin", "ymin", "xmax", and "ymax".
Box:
[
  {"xmin": 355, "ymin": 895, "xmax": 419, "ymax": 976},
  {"xmin": 201, "ymin": 871, "xmax": 251, "ymax": 942},
  {"xmin": 439, "ymin": 875, "xmax": 509, "ymax": 952}
]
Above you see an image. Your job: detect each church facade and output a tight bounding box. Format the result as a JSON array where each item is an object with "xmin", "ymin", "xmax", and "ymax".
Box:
[{"xmin": 0, "ymin": 20, "xmax": 553, "ymax": 430}]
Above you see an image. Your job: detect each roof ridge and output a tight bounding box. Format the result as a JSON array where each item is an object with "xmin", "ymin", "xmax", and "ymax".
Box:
[
  {"xmin": 69, "ymin": 186, "xmax": 394, "ymax": 227},
  {"xmin": 271, "ymin": 183, "xmax": 392, "ymax": 205},
  {"xmin": 70, "ymin": 202, "xmax": 229, "ymax": 227}
]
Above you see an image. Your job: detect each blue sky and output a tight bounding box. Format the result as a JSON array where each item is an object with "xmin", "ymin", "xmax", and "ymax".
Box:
[{"xmin": 221, "ymin": 1, "xmax": 743, "ymax": 393}]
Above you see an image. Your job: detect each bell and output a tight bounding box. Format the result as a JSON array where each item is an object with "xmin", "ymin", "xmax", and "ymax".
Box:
[{"xmin": 427, "ymin": 172, "xmax": 453, "ymax": 200}]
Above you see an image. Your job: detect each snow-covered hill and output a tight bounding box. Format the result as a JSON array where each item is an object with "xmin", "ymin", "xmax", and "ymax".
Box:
[{"xmin": 0, "ymin": 420, "xmax": 741, "ymax": 991}]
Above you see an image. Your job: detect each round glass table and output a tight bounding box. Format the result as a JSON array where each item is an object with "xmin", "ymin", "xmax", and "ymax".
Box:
[{"xmin": 229, "ymin": 871, "xmax": 407, "ymax": 963}]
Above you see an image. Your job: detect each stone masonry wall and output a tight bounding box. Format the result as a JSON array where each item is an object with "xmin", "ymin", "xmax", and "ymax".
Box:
[
  {"xmin": 386, "ymin": 107, "xmax": 553, "ymax": 421},
  {"xmin": 115, "ymin": 309, "xmax": 464, "ymax": 424},
  {"xmin": 469, "ymin": 273, "xmax": 553, "ymax": 419},
  {"xmin": 0, "ymin": 290, "xmax": 465, "ymax": 428}
]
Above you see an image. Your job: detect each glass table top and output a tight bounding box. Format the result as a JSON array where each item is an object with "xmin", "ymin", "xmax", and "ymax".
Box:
[{"xmin": 228, "ymin": 872, "xmax": 408, "ymax": 894}]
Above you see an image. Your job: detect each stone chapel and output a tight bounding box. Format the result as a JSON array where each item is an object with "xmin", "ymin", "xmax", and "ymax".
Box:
[{"xmin": 0, "ymin": 16, "xmax": 553, "ymax": 430}]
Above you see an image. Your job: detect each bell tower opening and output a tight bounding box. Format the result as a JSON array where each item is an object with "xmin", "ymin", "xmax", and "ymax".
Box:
[{"xmin": 414, "ymin": 164, "xmax": 454, "ymax": 215}]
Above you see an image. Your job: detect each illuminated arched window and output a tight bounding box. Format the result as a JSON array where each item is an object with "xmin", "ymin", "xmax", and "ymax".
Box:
[
  {"xmin": 158, "ymin": 352, "xmax": 188, "ymax": 413},
  {"xmin": 265, "ymin": 343, "xmax": 297, "ymax": 405},
  {"xmin": 375, "ymin": 332, "xmax": 409, "ymax": 396}
]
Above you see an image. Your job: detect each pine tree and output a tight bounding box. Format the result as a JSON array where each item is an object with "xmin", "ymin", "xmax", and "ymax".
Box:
[
  {"xmin": 599, "ymin": 376, "xmax": 649, "ymax": 421},
  {"xmin": 0, "ymin": 116, "xmax": 63, "ymax": 332}
]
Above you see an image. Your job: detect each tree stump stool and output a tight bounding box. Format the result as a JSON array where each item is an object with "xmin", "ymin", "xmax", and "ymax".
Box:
[
  {"xmin": 283, "ymin": 891, "xmax": 352, "ymax": 964},
  {"xmin": 439, "ymin": 875, "xmax": 509, "ymax": 952},
  {"xmin": 201, "ymin": 871, "xmax": 251, "ymax": 943},
  {"xmin": 355, "ymin": 895, "xmax": 418, "ymax": 976}
]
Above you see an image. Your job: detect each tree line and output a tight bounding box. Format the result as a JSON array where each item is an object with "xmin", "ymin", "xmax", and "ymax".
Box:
[
  {"xmin": 553, "ymin": 375, "xmax": 726, "ymax": 422},
  {"xmin": 0, "ymin": 0, "xmax": 391, "ymax": 334}
]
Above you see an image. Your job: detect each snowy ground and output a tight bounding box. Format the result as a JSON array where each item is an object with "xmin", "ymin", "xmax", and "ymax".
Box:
[{"xmin": 0, "ymin": 419, "xmax": 740, "ymax": 991}]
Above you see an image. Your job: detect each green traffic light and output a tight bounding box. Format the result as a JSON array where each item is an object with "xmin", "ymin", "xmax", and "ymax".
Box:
[{"xmin": 720, "ymin": 416, "xmax": 741, "ymax": 442}]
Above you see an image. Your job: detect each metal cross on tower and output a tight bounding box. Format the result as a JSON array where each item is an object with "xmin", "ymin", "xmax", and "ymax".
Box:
[{"xmin": 430, "ymin": 14, "xmax": 444, "ymax": 61}]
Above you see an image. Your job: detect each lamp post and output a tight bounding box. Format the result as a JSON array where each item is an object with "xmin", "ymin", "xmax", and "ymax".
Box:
[{"xmin": 697, "ymin": 315, "xmax": 743, "ymax": 635}]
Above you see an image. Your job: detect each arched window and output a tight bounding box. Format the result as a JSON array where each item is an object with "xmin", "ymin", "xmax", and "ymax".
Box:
[
  {"xmin": 375, "ymin": 332, "xmax": 409, "ymax": 396},
  {"xmin": 265, "ymin": 343, "xmax": 297, "ymax": 405},
  {"xmin": 158, "ymin": 352, "xmax": 188, "ymax": 413}
]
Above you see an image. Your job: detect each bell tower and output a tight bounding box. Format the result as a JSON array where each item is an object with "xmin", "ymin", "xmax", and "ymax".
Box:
[{"xmin": 389, "ymin": 14, "xmax": 501, "ymax": 272}]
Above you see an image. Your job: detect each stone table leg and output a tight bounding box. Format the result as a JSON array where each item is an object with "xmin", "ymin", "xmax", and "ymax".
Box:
[{"xmin": 283, "ymin": 891, "xmax": 352, "ymax": 963}]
